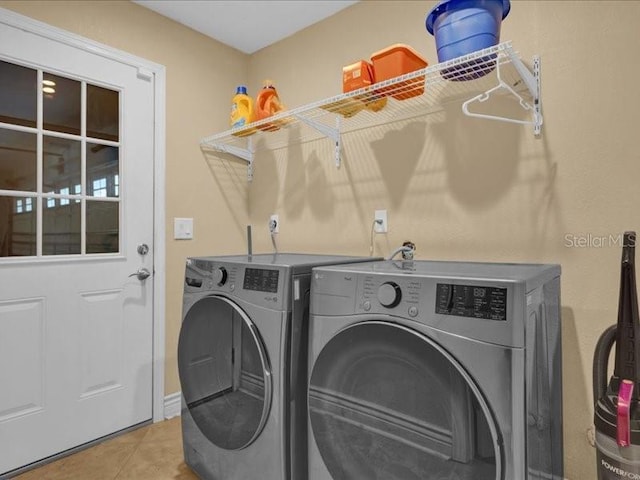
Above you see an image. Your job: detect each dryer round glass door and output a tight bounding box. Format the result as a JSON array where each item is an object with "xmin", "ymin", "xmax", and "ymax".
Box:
[
  {"xmin": 178, "ymin": 295, "xmax": 272, "ymax": 450},
  {"xmin": 309, "ymin": 321, "xmax": 500, "ymax": 480}
]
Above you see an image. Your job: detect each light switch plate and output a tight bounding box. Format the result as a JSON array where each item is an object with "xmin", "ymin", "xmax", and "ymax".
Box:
[{"xmin": 174, "ymin": 217, "xmax": 193, "ymax": 240}]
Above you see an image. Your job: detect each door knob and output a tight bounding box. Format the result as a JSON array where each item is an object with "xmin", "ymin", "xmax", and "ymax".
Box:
[
  {"xmin": 137, "ymin": 243, "xmax": 150, "ymax": 255},
  {"xmin": 129, "ymin": 267, "xmax": 151, "ymax": 281}
]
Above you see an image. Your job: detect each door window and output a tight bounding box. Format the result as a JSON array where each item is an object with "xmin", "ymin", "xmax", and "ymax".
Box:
[
  {"xmin": 178, "ymin": 296, "xmax": 272, "ymax": 450},
  {"xmin": 309, "ymin": 322, "xmax": 499, "ymax": 480},
  {"xmin": 0, "ymin": 59, "xmax": 121, "ymax": 258}
]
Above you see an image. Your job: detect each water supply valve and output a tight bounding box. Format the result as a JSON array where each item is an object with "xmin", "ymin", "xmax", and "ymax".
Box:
[{"xmin": 402, "ymin": 241, "xmax": 416, "ymax": 260}]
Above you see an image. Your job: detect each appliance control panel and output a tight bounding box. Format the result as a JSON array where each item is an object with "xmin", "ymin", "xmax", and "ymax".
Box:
[
  {"xmin": 354, "ymin": 274, "xmax": 510, "ymax": 322},
  {"xmin": 185, "ymin": 260, "xmax": 285, "ymax": 309},
  {"xmin": 185, "ymin": 259, "xmax": 241, "ymax": 293},
  {"xmin": 238, "ymin": 266, "xmax": 284, "ymax": 308},
  {"xmin": 435, "ymin": 283, "xmax": 507, "ymax": 321},
  {"xmin": 313, "ymin": 266, "xmax": 523, "ymax": 347},
  {"xmin": 358, "ymin": 274, "xmax": 423, "ymax": 317},
  {"xmin": 243, "ymin": 267, "xmax": 280, "ymax": 293}
]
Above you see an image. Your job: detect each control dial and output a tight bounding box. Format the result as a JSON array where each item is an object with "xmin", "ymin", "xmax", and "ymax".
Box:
[
  {"xmin": 212, "ymin": 267, "xmax": 228, "ymax": 286},
  {"xmin": 377, "ymin": 282, "xmax": 402, "ymax": 308}
]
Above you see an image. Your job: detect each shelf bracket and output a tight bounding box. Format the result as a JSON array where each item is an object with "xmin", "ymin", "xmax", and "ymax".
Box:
[
  {"xmin": 462, "ymin": 53, "xmax": 542, "ymax": 135},
  {"xmin": 295, "ymin": 115, "xmax": 341, "ymax": 168},
  {"xmin": 202, "ymin": 137, "xmax": 255, "ymax": 181},
  {"xmin": 532, "ymin": 56, "xmax": 542, "ymax": 136},
  {"xmin": 510, "ymin": 53, "xmax": 542, "ymax": 135}
]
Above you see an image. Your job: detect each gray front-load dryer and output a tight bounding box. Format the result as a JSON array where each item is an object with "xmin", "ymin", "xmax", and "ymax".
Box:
[
  {"xmin": 308, "ymin": 260, "xmax": 563, "ymax": 480},
  {"xmin": 179, "ymin": 253, "xmax": 376, "ymax": 480}
]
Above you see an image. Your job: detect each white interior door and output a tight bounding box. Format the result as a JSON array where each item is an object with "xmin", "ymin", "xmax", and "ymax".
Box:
[{"xmin": 0, "ymin": 16, "xmax": 156, "ymax": 475}]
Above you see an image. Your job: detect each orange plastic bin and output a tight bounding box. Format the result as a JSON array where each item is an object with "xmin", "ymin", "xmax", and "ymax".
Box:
[
  {"xmin": 343, "ymin": 60, "xmax": 375, "ymax": 92},
  {"xmin": 371, "ymin": 44, "xmax": 428, "ymax": 100},
  {"xmin": 342, "ymin": 60, "xmax": 387, "ymax": 113}
]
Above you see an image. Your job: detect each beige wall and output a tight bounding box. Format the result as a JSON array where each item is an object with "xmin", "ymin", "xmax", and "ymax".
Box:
[
  {"xmin": 245, "ymin": 1, "xmax": 640, "ymax": 479},
  {"xmin": 3, "ymin": 1, "xmax": 640, "ymax": 478}
]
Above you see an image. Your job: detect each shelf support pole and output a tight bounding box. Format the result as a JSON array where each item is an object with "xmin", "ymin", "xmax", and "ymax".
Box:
[{"xmin": 295, "ymin": 115, "xmax": 341, "ymax": 168}]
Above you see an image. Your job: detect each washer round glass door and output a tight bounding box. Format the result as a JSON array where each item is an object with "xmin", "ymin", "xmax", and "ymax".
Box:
[
  {"xmin": 178, "ymin": 295, "xmax": 271, "ymax": 450},
  {"xmin": 309, "ymin": 321, "xmax": 500, "ymax": 480}
]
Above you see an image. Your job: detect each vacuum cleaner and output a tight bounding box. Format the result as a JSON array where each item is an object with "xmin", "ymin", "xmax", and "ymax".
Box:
[{"xmin": 593, "ymin": 231, "xmax": 640, "ymax": 479}]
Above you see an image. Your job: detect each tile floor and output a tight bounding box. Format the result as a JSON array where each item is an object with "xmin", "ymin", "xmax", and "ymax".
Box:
[{"xmin": 13, "ymin": 417, "xmax": 198, "ymax": 480}]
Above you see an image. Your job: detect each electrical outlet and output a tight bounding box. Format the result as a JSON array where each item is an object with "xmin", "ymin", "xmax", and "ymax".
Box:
[
  {"xmin": 269, "ymin": 214, "xmax": 279, "ymax": 234},
  {"xmin": 374, "ymin": 210, "xmax": 388, "ymax": 233}
]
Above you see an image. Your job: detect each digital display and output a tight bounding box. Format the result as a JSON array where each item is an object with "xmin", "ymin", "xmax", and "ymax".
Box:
[
  {"xmin": 435, "ymin": 284, "xmax": 507, "ymax": 321},
  {"xmin": 243, "ymin": 268, "xmax": 279, "ymax": 293}
]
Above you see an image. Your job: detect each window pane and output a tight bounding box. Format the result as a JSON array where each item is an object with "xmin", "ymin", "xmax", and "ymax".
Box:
[
  {"xmin": 43, "ymin": 136, "xmax": 81, "ymax": 193},
  {"xmin": 87, "ymin": 143, "xmax": 119, "ymax": 198},
  {"xmin": 87, "ymin": 84, "xmax": 119, "ymax": 142},
  {"xmin": 43, "ymin": 73, "xmax": 80, "ymax": 135},
  {"xmin": 0, "ymin": 195, "xmax": 37, "ymax": 256},
  {"xmin": 87, "ymin": 201, "xmax": 119, "ymax": 254},
  {"xmin": 0, "ymin": 128, "xmax": 37, "ymax": 192},
  {"xmin": 43, "ymin": 199, "xmax": 80, "ymax": 255},
  {"xmin": 0, "ymin": 60, "xmax": 37, "ymax": 128}
]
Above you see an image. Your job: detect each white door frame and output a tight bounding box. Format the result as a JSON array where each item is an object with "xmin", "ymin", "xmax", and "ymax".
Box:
[{"xmin": 0, "ymin": 7, "xmax": 167, "ymax": 423}]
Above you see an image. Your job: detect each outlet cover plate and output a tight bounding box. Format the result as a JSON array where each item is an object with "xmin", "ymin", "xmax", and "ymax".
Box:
[
  {"xmin": 270, "ymin": 214, "xmax": 279, "ymax": 234},
  {"xmin": 374, "ymin": 210, "xmax": 388, "ymax": 233}
]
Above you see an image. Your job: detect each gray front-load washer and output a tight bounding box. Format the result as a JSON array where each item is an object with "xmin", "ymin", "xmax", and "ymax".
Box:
[
  {"xmin": 179, "ymin": 253, "xmax": 376, "ymax": 480},
  {"xmin": 308, "ymin": 260, "xmax": 563, "ymax": 480}
]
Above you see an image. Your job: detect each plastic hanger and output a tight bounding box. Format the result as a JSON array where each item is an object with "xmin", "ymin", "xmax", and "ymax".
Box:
[{"xmin": 462, "ymin": 59, "xmax": 535, "ymax": 126}]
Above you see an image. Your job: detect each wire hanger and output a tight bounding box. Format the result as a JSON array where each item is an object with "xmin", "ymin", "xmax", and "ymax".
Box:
[{"xmin": 462, "ymin": 59, "xmax": 536, "ymax": 126}]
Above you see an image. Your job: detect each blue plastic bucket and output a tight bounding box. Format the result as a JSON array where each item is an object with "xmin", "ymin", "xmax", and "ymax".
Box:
[{"xmin": 426, "ymin": 0, "xmax": 510, "ymax": 80}]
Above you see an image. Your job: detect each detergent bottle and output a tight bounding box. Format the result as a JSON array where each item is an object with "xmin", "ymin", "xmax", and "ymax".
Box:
[
  {"xmin": 255, "ymin": 80, "xmax": 286, "ymax": 131},
  {"xmin": 230, "ymin": 85, "xmax": 255, "ymax": 136}
]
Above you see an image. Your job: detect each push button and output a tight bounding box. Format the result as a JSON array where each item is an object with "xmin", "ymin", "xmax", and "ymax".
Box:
[{"xmin": 408, "ymin": 306, "xmax": 419, "ymax": 317}]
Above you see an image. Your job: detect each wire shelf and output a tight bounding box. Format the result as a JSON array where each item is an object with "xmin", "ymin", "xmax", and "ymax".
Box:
[{"xmin": 201, "ymin": 41, "xmax": 541, "ymax": 181}]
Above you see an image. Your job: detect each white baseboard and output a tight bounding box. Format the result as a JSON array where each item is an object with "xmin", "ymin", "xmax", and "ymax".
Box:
[{"xmin": 164, "ymin": 392, "xmax": 181, "ymax": 419}]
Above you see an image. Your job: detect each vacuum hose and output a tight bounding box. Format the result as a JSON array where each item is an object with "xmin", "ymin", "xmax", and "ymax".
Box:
[{"xmin": 593, "ymin": 324, "xmax": 617, "ymax": 407}]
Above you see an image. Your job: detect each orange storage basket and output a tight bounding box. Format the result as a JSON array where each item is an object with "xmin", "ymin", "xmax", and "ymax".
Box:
[
  {"xmin": 370, "ymin": 44, "xmax": 428, "ymax": 100},
  {"xmin": 343, "ymin": 60, "xmax": 375, "ymax": 92},
  {"xmin": 341, "ymin": 60, "xmax": 388, "ymax": 113}
]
